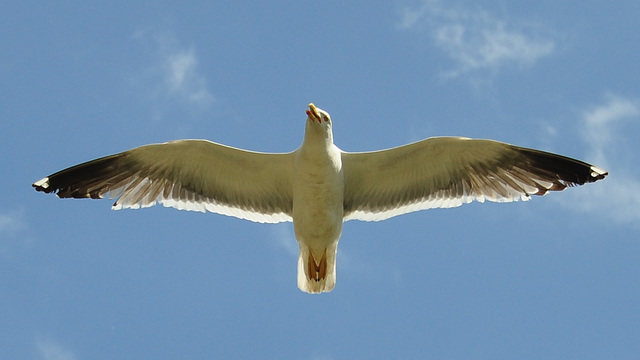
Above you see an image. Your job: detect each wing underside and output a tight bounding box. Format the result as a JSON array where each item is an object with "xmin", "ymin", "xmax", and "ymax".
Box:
[
  {"xmin": 33, "ymin": 140, "xmax": 295, "ymax": 223},
  {"xmin": 342, "ymin": 137, "xmax": 607, "ymax": 221}
]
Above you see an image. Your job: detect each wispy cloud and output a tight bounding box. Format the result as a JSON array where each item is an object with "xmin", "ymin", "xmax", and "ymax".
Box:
[
  {"xmin": 131, "ymin": 29, "xmax": 215, "ymax": 114},
  {"xmin": 0, "ymin": 208, "xmax": 26, "ymax": 234},
  {"xmin": 0, "ymin": 208, "xmax": 31, "ymax": 259},
  {"xmin": 580, "ymin": 94, "xmax": 639, "ymax": 166},
  {"xmin": 161, "ymin": 46, "xmax": 214, "ymax": 106},
  {"xmin": 338, "ymin": 243, "xmax": 404, "ymax": 288},
  {"xmin": 36, "ymin": 336, "xmax": 76, "ymax": 360},
  {"xmin": 270, "ymin": 223, "xmax": 298, "ymax": 257},
  {"xmin": 398, "ymin": 0, "xmax": 554, "ymax": 77},
  {"xmin": 566, "ymin": 94, "xmax": 640, "ymax": 223}
]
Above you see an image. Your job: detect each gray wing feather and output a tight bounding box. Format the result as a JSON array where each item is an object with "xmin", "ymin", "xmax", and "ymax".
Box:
[
  {"xmin": 33, "ymin": 140, "xmax": 294, "ymax": 223},
  {"xmin": 341, "ymin": 137, "xmax": 607, "ymax": 221}
]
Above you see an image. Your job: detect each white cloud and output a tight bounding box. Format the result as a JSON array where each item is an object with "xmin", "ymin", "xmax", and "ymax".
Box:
[
  {"xmin": 0, "ymin": 208, "xmax": 26, "ymax": 234},
  {"xmin": 0, "ymin": 208, "xmax": 31, "ymax": 259},
  {"xmin": 270, "ymin": 223, "xmax": 298, "ymax": 256},
  {"xmin": 580, "ymin": 94, "xmax": 639, "ymax": 166},
  {"xmin": 36, "ymin": 337, "xmax": 76, "ymax": 360},
  {"xmin": 162, "ymin": 47, "xmax": 214, "ymax": 106},
  {"xmin": 131, "ymin": 30, "xmax": 215, "ymax": 111},
  {"xmin": 399, "ymin": 0, "xmax": 554, "ymax": 77},
  {"xmin": 566, "ymin": 94, "xmax": 640, "ymax": 223}
]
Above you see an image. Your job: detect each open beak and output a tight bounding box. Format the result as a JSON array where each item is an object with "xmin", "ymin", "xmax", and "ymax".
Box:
[{"xmin": 306, "ymin": 103, "xmax": 321, "ymax": 123}]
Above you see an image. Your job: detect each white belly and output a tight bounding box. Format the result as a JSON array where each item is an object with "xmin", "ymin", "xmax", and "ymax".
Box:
[
  {"xmin": 292, "ymin": 184, "xmax": 343, "ymax": 246},
  {"xmin": 292, "ymin": 146, "xmax": 344, "ymax": 251}
]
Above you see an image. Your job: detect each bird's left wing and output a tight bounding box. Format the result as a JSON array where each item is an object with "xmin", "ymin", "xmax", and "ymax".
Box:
[
  {"xmin": 341, "ymin": 137, "xmax": 607, "ymax": 222},
  {"xmin": 33, "ymin": 140, "xmax": 294, "ymax": 223}
]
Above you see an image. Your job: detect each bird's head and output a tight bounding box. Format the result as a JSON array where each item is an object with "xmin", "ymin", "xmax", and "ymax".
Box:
[
  {"xmin": 306, "ymin": 103, "xmax": 331, "ymax": 125},
  {"xmin": 304, "ymin": 103, "xmax": 334, "ymax": 145}
]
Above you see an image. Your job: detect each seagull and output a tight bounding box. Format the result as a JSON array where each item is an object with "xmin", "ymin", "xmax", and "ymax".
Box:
[{"xmin": 33, "ymin": 103, "xmax": 608, "ymax": 293}]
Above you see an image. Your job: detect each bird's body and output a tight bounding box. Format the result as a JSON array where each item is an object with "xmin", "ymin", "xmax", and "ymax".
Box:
[
  {"xmin": 33, "ymin": 104, "xmax": 608, "ymax": 293},
  {"xmin": 292, "ymin": 118, "xmax": 344, "ymax": 292}
]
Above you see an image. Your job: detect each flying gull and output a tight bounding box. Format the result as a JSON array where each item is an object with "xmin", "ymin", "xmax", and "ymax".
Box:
[{"xmin": 33, "ymin": 103, "xmax": 608, "ymax": 293}]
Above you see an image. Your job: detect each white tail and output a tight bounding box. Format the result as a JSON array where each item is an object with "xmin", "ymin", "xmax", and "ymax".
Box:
[{"xmin": 297, "ymin": 244, "xmax": 337, "ymax": 293}]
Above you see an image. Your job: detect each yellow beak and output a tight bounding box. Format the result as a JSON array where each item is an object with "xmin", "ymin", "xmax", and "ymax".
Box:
[{"xmin": 306, "ymin": 103, "xmax": 321, "ymax": 123}]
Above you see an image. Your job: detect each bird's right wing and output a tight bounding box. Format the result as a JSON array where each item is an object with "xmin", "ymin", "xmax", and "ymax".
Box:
[
  {"xmin": 33, "ymin": 140, "xmax": 295, "ymax": 223},
  {"xmin": 341, "ymin": 137, "xmax": 607, "ymax": 222}
]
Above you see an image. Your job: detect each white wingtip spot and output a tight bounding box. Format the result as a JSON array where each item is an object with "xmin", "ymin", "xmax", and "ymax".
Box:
[
  {"xmin": 590, "ymin": 166, "xmax": 607, "ymax": 177},
  {"xmin": 33, "ymin": 177, "xmax": 50, "ymax": 188}
]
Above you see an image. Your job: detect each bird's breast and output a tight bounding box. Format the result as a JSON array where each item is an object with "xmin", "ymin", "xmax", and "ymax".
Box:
[{"xmin": 291, "ymin": 147, "xmax": 344, "ymax": 245}]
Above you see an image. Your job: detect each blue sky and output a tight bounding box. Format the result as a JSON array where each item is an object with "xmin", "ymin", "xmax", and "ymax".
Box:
[{"xmin": 2, "ymin": 1, "xmax": 639, "ymax": 359}]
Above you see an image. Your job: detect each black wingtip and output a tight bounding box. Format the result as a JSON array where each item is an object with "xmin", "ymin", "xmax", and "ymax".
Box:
[
  {"xmin": 31, "ymin": 153, "xmax": 128, "ymax": 199},
  {"xmin": 32, "ymin": 177, "xmax": 54, "ymax": 193},
  {"xmin": 588, "ymin": 166, "xmax": 608, "ymax": 182},
  {"xmin": 517, "ymin": 147, "xmax": 608, "ymax": 186}
]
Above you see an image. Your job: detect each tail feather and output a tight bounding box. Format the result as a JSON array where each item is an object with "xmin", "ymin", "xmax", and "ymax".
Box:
[{"xmin": 297, "ymin": 245, "xmax": 337, "ymax": 294}]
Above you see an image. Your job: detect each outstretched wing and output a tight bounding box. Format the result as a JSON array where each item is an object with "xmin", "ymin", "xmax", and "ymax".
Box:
[
  {"xmin": 33, "ymin": 140, "xmax": 294, "ymax": 223},
  {"xmin": 342, "ymin": 137, "xmax": 607, "ymax": 221}
]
